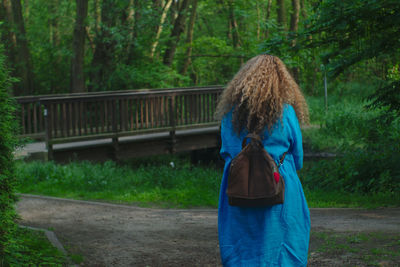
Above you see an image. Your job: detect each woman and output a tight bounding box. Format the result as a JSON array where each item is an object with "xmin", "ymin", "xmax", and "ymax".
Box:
[{"xmin": 215, "ymin": 54, "xmax": 310, "ymax": 266}]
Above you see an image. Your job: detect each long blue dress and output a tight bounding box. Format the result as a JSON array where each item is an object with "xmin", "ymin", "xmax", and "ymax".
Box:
[{"xmin": 218, "ymin": 105, "xmax": 310, "ymax": 266}]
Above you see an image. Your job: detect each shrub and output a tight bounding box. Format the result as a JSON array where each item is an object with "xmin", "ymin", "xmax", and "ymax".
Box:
[
  {"xmin": 0, "ymin": 46, "xmax": 18, "ymax": 261},
  {"xmin": 302, "ymin": 112, "xmax": 400, "ymax": 194}
]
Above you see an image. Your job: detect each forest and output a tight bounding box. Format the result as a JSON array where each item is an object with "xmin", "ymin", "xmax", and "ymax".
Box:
[{"xmin": 1, "ymin": 0, "xmax": 400, "ymax": 265}]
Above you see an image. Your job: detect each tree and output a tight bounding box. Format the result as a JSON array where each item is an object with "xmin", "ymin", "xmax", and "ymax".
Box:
[
  {"xmin": 0, "ymin": 44, "xmax": 17, "ymax": 262},
  {"xmin": 71, "ymin": 0, "xmax": 89, "ymax": 93},
  {"xmin": 227, "ymin": 0, "xmax": 240, "ymax": 48},
  {"xmin": 9, "ymin": 0, "xmax": 34, "ymax": 95},
  {"xmin": 163, "ymin": 0, "xmax": 190, "ymax": 66},
  {"xmin": 0, "ymin": 0, "xmax": 16, "ymax": 69},
  {"xmin": 304, "ymin": 0, "xmax": 400, "ymax": 114},
  {"xmin": 181, "ymin": 0, "xmax": 198, "ymax": 75},
  {"xmin": 264, "ymin": 0, "xmax": 273, "ymax": 39},
  {"xmin": 276, "ymin": 0, "xmax": 286, "ymax": 31},
  {"xmin": 90, "ymin": 0, "xmax": 120, "ymax": 91},
  {"xmin": 150, "ymin": 0, "xmax": 173, "ymax": 59}
]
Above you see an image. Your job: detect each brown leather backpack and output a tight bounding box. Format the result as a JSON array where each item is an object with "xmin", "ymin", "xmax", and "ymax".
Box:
[{"xmin": 227, "ymin": 133, "xmax": 287, "ymax": 207}]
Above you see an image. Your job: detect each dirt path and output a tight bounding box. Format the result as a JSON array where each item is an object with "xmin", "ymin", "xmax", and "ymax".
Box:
[{"xmin": 16, "ymin": 194, "xmax": 400, "ymax": 266}]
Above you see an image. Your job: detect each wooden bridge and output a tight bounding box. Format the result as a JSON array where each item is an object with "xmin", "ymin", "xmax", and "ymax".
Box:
[{"xmin": 16, "ymin": 86, "xmax": 223, "ymax": 162}]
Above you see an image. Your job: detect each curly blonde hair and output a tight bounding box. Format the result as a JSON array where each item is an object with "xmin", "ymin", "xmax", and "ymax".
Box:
[{"xmin": 215, "ymin": 54, "xmax": 309, "ymax": 133}]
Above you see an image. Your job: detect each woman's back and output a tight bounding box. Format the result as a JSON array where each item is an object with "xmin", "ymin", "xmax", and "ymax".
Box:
[{"xmin": 218, "ymin": 105, "xmax": 310, "ymax": 266}]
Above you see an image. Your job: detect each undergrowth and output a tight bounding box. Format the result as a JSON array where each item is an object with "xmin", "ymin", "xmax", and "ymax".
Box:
[
  {"xmin": 15, "ymin": 156, "xmax": 222, "ymax": 208},
  {"xmin": 2, "ymin": 227, "xmax": 67, "ymax": 266}
]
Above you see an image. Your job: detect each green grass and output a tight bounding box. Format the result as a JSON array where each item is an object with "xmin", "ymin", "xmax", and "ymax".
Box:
[
  {"xmin": 15, "ymin": 156, "xmax": 222, "ymax": 208},
  {"xmin": 304, "ymin": 190, "xmax": 400, "ymax": 209},
  {"xmin": 310, "ymin": 231, "xmax": 400, "ymax": 266},
  {"xmin": 2, "ymin": 227, "xmax": 67, "ymax": 266},
  {"xmin": 14, "ymin": 155, "xmax": 400, "ymax": 209}
]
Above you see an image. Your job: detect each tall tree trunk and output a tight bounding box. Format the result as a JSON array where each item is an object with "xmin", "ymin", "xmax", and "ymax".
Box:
[
  {"xmin": 290, "ymin": 0, "xmax": 300, "ymax": 83},
  {"xmin": 49, "ymin": 0, "xmax": 60, "ymax": 48},
  {"xmin": 256, "ymin": 1, "xmax": 260, "ymax": 41},
  {"xmin": 10, "ymin": 0, "xmax": 34, "ymax": 95},
  {"xmin": 265, "ymin": 0, "xmax": 272, "ymax": 38},
  {"xmin": 300, "ymin": 0, "xmax": 306, "ymax": 19},
  {"xmin": 163, "ymin": 0, "xmax": 190, "ymax": 67},
  {"xmin": 290, "ymin": 0, "xmax": 300, "ymax": 34},
  {"xmin": 276, "ymin": 0, "xmax": 286, "ymax": 31},
  {"xmin": 227, "ymin": 0, "xmax": 240, "ymax": 48},
  {"xmin": 124, "ymin": 0, "xmax": 135, "ymax": 62},
  {"xmin": 150, "ymin": 0, "xmax": 173, "ymax": 59},
  {"xmin": 181, "ymin": 0, "xmax": 198, "ymax": 75},
  {"xmin": 126, "ymin": 0, "xmax": 141, "ymax": 63},
  {"xmin": 94, "ymin": 0, "xmax": 101, "ymax": 32},
  {"xmin": 71, "ymin": 0, "xmax": 88, "ymax": 93},
  {"xmin": 49, "ymin": 0, "xmax": 61, "ymax": 93},
  {"xmin": 0, "ymin": 0, "xmax": 16, "ymax": 65},
  {"xmin": 90, "ymin": 0, "xmax": 118, "ymax": 91}
]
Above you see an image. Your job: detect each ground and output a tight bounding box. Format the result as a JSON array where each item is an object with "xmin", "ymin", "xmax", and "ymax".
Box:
[{"xmin": 16, "ymin": 194, "xmax": 400, "ymax": 267}]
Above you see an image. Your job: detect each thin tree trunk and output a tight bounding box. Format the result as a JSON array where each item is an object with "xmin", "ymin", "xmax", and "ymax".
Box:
[
  {"xmin": 290, "ymin": 0, "xmax": 300, "ymax": 33},
  {"xmin": 10, "ymin": 0, "xmax": 34, "ymax": 95},
  {"xmin": 150, "ymin": 0, "xmax": 173, "ymax": 59},
  {"xmin": 90, "ymin": 0, "xmax": 117, "ymax": 91},
  {"xmin": 1, "ymin": 0, "xmax": 16, "ymax": 64},
  {"xmin": 124, "ymin": 0, "xmax": 135, "ymax": 61},
  {"xmin": 23, "ymin": 0, "xmax": 29, "ymax": 24},
  {"xmin": 71, "ymin": 0, "xmax": 88, "ymax": 93},
  {"xmin": 227, "ymin": 0, "xmax": 240, "ymax": 48},
  {"xmin": 94, "ymin": 0, "xmax": 101, "ymax": 32},
  {"xmin": 290, "ymin": 0, "xmax": 300, "ymax": 83},
  {"xmin": 126, "ymin": 0, "xmax": 140, "ymax": 62},
  {"xmin": 163, "ymin": 0, "xmax": 190, "ymax": 67},
  {"xmin": 300, "ymin": 0, "xmax": 306, "ymax": 19},
  {"xmin": 256, "ymin": 1, "xmax": 260, "ymax": 41},
  {"xmin": 181, "ymin": 0, "xmax": 198, "ymax": 75},
  {"xmin": 49, "ymin": 0, "xmax": 60, "ymax": 48},
  {"xmin": 276, "ymin": 0, "xmax": 286, "ymax": 31},
  {"xmin": 265, "ymin": 0, "xmax": 272, "ymax": 38}
]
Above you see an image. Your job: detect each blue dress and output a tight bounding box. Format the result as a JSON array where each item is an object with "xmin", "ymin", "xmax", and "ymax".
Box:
[{"xmin": 218, "ymin": 105, "xmax": 310, "ymax": 266}]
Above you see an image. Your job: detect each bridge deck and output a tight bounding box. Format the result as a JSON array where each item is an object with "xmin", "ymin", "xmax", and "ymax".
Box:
[{"xmin": 16, "ymin": 126, "xmax": 220, "ymax": 162}]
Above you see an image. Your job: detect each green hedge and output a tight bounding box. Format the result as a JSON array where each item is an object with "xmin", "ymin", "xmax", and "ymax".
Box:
[{"xmin": 0, "ymin": 45, "xmax": 18, "ymax": 261}]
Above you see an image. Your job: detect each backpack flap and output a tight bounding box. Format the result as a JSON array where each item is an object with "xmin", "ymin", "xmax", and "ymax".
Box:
[{"xmin": 226, "ymin": 134, "xmax": 285, "ymax": 207}]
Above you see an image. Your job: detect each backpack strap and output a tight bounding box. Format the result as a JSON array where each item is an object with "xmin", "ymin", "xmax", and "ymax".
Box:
[
  {"xmin": 278, "ymin": 152, "xmax": 287, "ymax": 167},
  {"xmin": 242, "ymin": 133, "xmax": 262, "ymax": 148},
  {"xmin": 243, "ymin": 133, "xmax": 289, "ymax": 166}
]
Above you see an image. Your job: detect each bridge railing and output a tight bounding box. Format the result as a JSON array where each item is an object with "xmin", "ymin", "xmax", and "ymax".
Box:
[
  {"xmin": 15, "ymin": 86, "xmax": 223, "ymax": 141},
  {"xmin": 17, "ymin": 86, "xmax": 223, "ymax": 158}
]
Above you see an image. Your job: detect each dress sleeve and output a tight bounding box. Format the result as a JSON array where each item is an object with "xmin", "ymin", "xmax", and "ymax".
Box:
[
  {"xmin": 286, "ymin": 105, "xmax": 303, "ymax": 170},
  {"xmin": 219, "ymin": 114, "xmax": 233, "ymax": 162}
]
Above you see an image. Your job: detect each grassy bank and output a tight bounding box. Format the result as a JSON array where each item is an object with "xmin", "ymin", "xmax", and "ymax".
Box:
[
  {"xmin": 15, "ymin": 157, "xmax": 221, "ymax": 208},
  {"xmin": 15, "ymin": 157, "xmax": 400, "ymax": 209},
  {"xmin": 2, "ymin": 227, "xmax": 67, "ymax": 266}
]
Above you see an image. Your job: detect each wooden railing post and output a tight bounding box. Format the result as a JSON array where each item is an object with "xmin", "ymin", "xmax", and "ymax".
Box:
[
  {"xmin": 111, "ymin": 99, "xmax": 119, "ymax": 161},
  {"xmin": 168, "ymin": 94, "xmax": 177, "ymax": 154},
  {"xmin": 43, "ymin": 102, "xmax": 53, "ymax": 160}
]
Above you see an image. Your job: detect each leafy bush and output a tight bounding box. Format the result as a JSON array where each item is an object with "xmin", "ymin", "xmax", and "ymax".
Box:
[
  {"xmin": 302, "ymin": 113, "xmax": 400, "ymax": 194},
  {"xmin": 3, "ymin": 227, "xmax": 66, "ymax": 265},
  {"xmin": 0, "ymin": 46, "xmax": 18, "ymax": 260}
]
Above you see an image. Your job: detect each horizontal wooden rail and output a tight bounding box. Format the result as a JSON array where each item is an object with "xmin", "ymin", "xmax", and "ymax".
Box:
[
  {"xmin": 15, "ymin": 86, "xmax": 224, "ymax": 159},
  {"xmin": 15, "ymin": 86, "xmax": 223, "ymax": 141}
]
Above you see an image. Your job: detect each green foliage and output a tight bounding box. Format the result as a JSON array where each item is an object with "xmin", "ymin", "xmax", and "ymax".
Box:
[
  {"xmin": 3, "ymin": 227, "xmax": 67, "ymax": 266},
  {"xmin": 306, "ymin": 0, "xmax": 400, "ymax": 77},
  {"xmin": 302, "ymin": 81, "xmax": 400, "ymax": 196},
  {"xmin": 15, "ymin": 157, "xmax": 222, "ymax": 208},
  {"xmin": 0, "ymin": 45, "xmax": 18, "ymax": 260},
  {"xmin": 188, "ymin": 37, "xmax": 242, "ymax": 85},
  {"xmin": 108, "ymin": 61, "xmax": 190, "ymax": 90},
  {"xmin": 303, "ymin": 0, "xmax": 400, "ymax": 115},
  {"xmin": 301, "ymin": 114, "xmax": 400, "ymax": 194}
]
